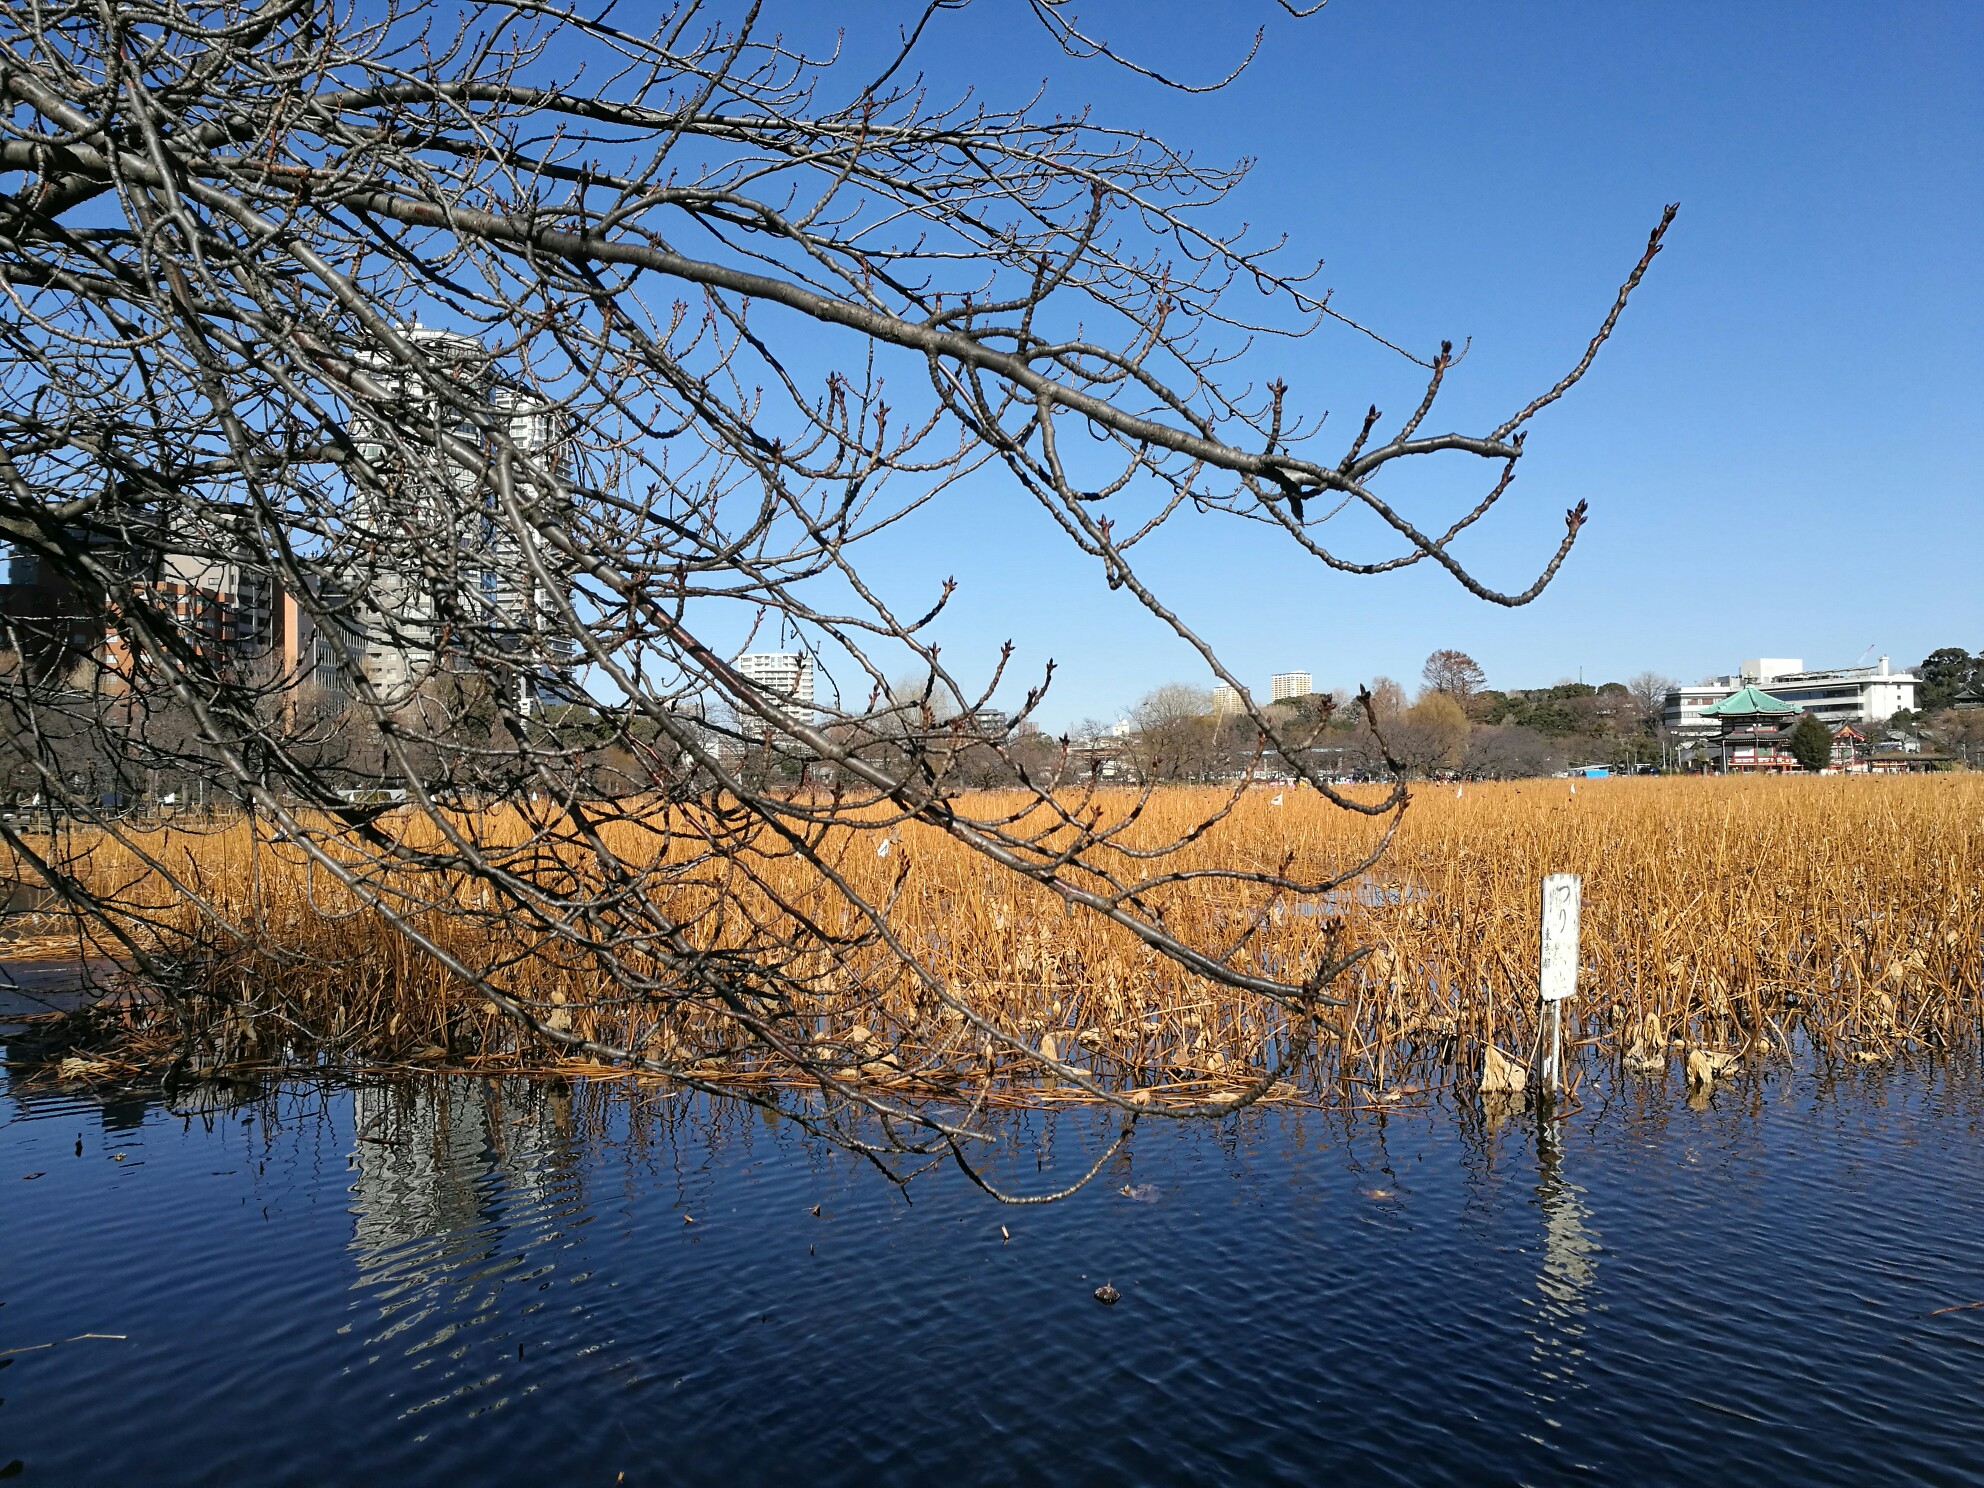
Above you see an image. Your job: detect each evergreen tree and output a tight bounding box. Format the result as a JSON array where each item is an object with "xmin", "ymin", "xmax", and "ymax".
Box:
[
  {"xmin": 1788, "ymin": 712, "xmax": 1833, "ymax": 771},
  {"xmin": 1918, "ymin": 648, "xmax": 1979, "ymax": 713}
]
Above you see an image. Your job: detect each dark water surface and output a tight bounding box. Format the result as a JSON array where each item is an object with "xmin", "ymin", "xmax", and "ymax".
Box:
[{"xmin": 4, "ymin": 1057, "xmax": 1984, "ymax": 1486}]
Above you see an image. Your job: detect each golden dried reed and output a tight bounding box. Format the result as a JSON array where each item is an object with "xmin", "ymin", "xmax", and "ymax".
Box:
[{"xmin": 13, "ymin": 774, "xmax": 1981, "ymax": 1100}]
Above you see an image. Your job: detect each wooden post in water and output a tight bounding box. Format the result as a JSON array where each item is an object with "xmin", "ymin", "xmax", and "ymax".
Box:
[{"xmin": 1537, "ymin": 873, "xmax": 1581, "ymax": 1098}]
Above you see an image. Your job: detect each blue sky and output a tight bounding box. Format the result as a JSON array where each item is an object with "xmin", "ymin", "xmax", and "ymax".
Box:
[{"xmin": 822, "ymin": 1, "xmax": 1981, "ymax": 724}]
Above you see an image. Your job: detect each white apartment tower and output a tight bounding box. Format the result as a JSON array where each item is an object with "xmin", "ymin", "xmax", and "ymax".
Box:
[
  {"xmin": 345, "ymin": 327, "xmax": 572, "ymax": 709},
  {"xmin": 1271, "ymin": 670, "xmax": 1313, "ymax": 702},
  {"xmin": 733, "ymin": 651, "xmax": 816, "ymax": 718}
]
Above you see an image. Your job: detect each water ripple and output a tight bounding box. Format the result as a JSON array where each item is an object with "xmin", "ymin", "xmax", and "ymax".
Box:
[{"xmin": 5, "ymin": 1060, "xmax": 1984, "ymax": 1484}]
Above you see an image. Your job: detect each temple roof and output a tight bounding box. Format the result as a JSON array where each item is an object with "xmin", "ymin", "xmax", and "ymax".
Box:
[{"xmin": 1700, "ymin": 684, "xmax": 1800, "ymax": 717}]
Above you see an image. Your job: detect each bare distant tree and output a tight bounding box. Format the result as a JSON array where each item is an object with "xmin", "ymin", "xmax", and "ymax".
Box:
[
  {"xmin": 1127, "ymin": 684, "xmax": 1217, "ymax": 783},
  {"xmin": 1363, "ymin": 677, "xmax": 1410, "ymax": 725},
  {"xmin": 1925, "ymin": 707, "xmax": 1984, "ymax": 769},
  {"xmin": 1626, "ymin": 671, "xmax": 1678, "ymax": 729},
  {"xmin": 1341, "ymin": 688, "xmax": 1466, "ymax": 779},
  {"xmin": 0, "ymin": 1, "xmax": 1673, "ymax": 1191},
  {"xmin": 1422, "ymin": 649, "xmax": 1487, "ymax": 707},
  {"xmin": 1462, "ymin": 725, "xmax": 1567, "ymax": 780}
]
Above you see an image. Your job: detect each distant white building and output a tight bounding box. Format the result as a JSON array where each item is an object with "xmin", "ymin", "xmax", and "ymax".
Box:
[
  {"xmin": 1210, "ymin": 682, "xmax": 1244, "ymax": 714},
  {"xmin": 1665, "ymin": 657, "xmax": 1918, "ymax": 736},
  {"xmin": 345, "ymin": 325, "xmax": 572, "ymax": 709},
  {"xmin": 733, "ymin": 650, "xmax": 816, "ymax": 717},
  {"xmin": 1271, "ymin": 670, "xmax": 1313, "ymax": 702}
]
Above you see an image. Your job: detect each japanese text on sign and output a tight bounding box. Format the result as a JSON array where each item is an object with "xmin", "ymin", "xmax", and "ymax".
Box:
[{"xmin": 1539, "ymin": 873, "xmax": 1581, "ymax": 1003}]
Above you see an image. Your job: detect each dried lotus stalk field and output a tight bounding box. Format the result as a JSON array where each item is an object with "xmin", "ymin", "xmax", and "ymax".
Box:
[{"xmin": 12, "ymin": 774, "xmax": 1982, "ymax": 1104}]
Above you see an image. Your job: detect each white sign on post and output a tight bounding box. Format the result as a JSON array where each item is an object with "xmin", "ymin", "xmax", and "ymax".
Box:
[{"xmin": 1539, "ymin": 873, "xmax": 1582, "ymax": 1003}]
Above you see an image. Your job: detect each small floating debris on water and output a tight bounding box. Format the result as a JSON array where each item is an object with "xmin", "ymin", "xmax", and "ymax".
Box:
[
  {"xmin": 1119, "ymin": 1183, "xmax": 1160, "ymax": 1203},
  {"xmin": 1000, "ymin": 1225, "xmax": 1010, "ymax": 1243},
  {"xmin": 683, "ymin": 1213, "xmax": 695, "ymax": 1225},
  {"xmin": 1365, "ymin": 1188, "xmax": 1395, "ymax": 1200},
  {"xmin": 1093, "ymin": 1282, "xmax": 1121, "ymax": 1306},
  {"xmin": 1624, "ymin": 1012, "xmax": 1666, "ymax": 1075},
  {"xmin": 0, "ymin": 1332, "xmax": 127, "ymax": 1360},
  {"xmin": 1479, "ymin": 1043, "xmax": 1528, "ymax": 1095},
  {"xmin": 810, "ymin": 1204, "xmax": 821, "ymax": 1217},
  {"xmin": 1685, "ymin": 1048, "xmax": 1741, "ymax": 1088},
  {"xmin": 21, "ymin": 1172, "xmax": 44, "ymax": 1180}
]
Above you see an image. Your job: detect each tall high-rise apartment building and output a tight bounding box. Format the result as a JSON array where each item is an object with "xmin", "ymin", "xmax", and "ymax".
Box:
[
  {"xmin": 1271, "ymin": 670, "xmax": 1313, "ymax": 702},
  {"xmin": 345, "ymin": 326, "xmax": 573, "ymax": 710},
  {"xmin": 733, "ymin": 651, "xmax": 816, "ymax": 715},
  {"xmin": 1210, "ymin": 682, "xmax": 1243, "ymax": 714}
]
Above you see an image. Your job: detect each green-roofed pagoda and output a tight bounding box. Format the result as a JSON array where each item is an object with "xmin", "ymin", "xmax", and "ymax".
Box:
[
  {"xmin": 1700, "ymin": 684, "xmax": 1803, "ymax": 772},
  {"xmin": 1699, "ymin": 685, "xmax": 1800, "ymax": 719}
]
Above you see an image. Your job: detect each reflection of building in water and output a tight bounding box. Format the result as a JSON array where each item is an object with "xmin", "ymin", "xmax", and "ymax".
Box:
[
  {"xmin": 347, "ymin": 1080, "xmax": 577, "ymax": 1259},
  {"xmin": 1526, "ymin": 1120, "xmax": 1600, "ymax": 1398},
  {"xmin": 341, "ymin": 1081, "xmax": 584, "ymax": 1419}
]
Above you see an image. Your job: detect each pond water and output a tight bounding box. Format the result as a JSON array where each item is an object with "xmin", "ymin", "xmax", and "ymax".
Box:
[{"xmin": 4, "ymin": 1052, "xmax": 1983, "ymax": 1485}]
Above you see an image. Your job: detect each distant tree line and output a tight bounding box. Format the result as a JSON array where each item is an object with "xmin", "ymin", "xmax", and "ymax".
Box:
[
  {"xmin": 1102, "ymin": 650, "xmax": 1679, "ymax": 783},
  {"xmin": 1095, "ymin": 654, "xmax": 1666, "ymax": 785},
  {"xmin": 1096, "ymin": 644, "xmax": 1984, "ymax": 782}
]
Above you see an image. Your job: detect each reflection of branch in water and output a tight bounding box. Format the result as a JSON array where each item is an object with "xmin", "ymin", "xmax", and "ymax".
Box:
[{"xmin": 1525, "ymin": 1117, "xmax": 1600, "ymax": 1398}]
